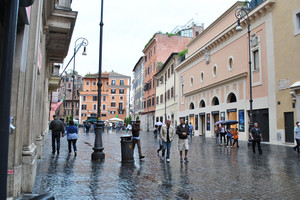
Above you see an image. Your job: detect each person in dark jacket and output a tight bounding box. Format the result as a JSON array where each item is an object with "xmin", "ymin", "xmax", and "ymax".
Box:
[
  {"xmin": 49, "ymin": 115, "xmax": 65, "ymax": 155},
  {"xmin": 66, "ymin": 120, "xmax": 78, "ymax": 156},
  {"xmin": 132, "ymin": 120, "xmax": 145, "ymax": 159},
  {"xmin": 176, "ymin": 118, "xmax": 190, "ymax": 162},
  {"xmin": 250, "ymin": 122, "xmax": 263, "ymax": 154}
]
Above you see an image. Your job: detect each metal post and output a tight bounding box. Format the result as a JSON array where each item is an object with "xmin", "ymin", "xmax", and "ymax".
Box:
[
  {"xmin": 248, "ymin": 24, "xmax": 253, "ymax": 131},
  {"xmin": 165, "ymin": 78, "xmax": 167, "ymax": 124},
  {"xmin": 0, "ymin": 0, "xmax": 19, "ymax": 199},
  {"xmin": 71, "ymin": 48, "xmax": 75, "ymax": 120},
  {"xmin": 92, "ymin": 0, "xmax": 105, "ymax": 161}
]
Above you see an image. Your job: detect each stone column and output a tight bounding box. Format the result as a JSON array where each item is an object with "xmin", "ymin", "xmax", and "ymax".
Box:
[
  {"xmin": 21, "ymin": 0, "xmax": 42, "ymax": 193},
  {"xmin": 7, "ymin": 23, "xmax": 30, "ymax": 198}
]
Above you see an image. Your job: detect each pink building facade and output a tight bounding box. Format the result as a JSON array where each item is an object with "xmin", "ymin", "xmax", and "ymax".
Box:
[{"xmin": 176, "ymin": 1, "xmax": 277, "ymax": 142}]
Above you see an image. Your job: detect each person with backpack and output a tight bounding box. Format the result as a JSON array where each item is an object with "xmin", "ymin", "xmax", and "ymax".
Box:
[
  {"xmin": 250, "ymin": 122, "xmax": 263, "ymax": 154},
  {"xmin": 49, "ymin": 115, "xmax": 65, "ymax": 155}
]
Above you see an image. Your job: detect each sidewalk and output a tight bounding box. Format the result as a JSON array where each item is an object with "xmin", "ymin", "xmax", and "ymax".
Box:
[{"xmin": 18, "ymin": 128, "xmax": 300, "ymax": 199}]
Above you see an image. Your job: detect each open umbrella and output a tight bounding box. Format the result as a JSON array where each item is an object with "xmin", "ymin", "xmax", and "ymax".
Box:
[
  {"xmin": 108, "ymin": 118, "xmax": 123, "ymax": 122},
  {"xmin": 214, "ymin": 120, "xmax": 224, "ymax": 125},
  {"xmin": 155, "ymin": 122, "xmax": 163, "ymax": 126},
  {"xmin": 222, "ymin": 120, "xmax": 239, "ymax": 125}
]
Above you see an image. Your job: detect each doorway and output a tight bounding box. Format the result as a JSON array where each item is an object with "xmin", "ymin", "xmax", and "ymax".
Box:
[
  {"xmin": 284, "ymin": 112, "xmax": 294, "ymax": 143},
  {"xmin": 190, "ymin": 115, "xmax": 195, "ymax": 135},
  {"xmin": 199, "ymin": 113, "xmax": 205, "ymax": 136},
  {"xmin": 252, "ymin": 109, "xmax": 269, "ymax": 142},
  {"xmin": 227, "ymin": 110, "xmax": 238, "ymax": 129},
  {"xmin": 212, "ymin": 112, "xmax": 219, "ymax": 137}
]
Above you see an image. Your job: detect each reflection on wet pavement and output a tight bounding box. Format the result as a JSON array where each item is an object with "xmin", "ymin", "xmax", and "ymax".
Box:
[{"xmin": 29, "ymin": 128, "xmax": 300, "ymax": 199}]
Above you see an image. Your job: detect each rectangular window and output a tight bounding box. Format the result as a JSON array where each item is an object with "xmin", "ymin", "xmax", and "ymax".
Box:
[
  {"xmin": 68, "ymin": 83, "xmax": 71, "ymax": 88},
  {"xmin": 93, "ymin": 104, "xmax": 97, "ymax": 110},
  {"xmin": 156, "ymin": 96, "xmax": 159, "ymax": 105},
  {"xmin": 156, "ymin": 79, "xmax": 159, "ymax": 87},
  {"xmin": 82, "ymin": 113, "xmax": 86, "ymax": 117},
  {"xmin": 93, "ymin": 81, "xmax": 96, "ymax": 86},
  {"xmin": 106, "ymin": 81, "xmax": 109, "ymax": 85},
  {"xmin": 152, "ymin": 97, "xmax": 155, "ymax": 106},
  {"xmin": 103, "ymin": 96, "xmax": 106, "ymax": 101},
  {"xmin": 160, "ymin": 94, "xmax": 163, "ymax": 103},
  {"xmin": 153, "ymin": 62, "xmax": 155, "ymax": 71},
  {"xmin": 147, "ymin": 67, "xmax": 149, "ymax": 74},
  {"xmin": 82, "ymin": 105, "xmax": 87, "ymax": 110},
  {"xmin": 253, "ymin": 50, "xmax": 260, "ymax": 70},
  {"xmin": 112, "ymin": 96, "xmax": 115, "ymax": 100},
  {"xmin": 168, "ymin": 68, "xmax": 170, "ymax": 78},
  {"xmin": 103, "ymin": 104, "xmax": 106, "ymax": 110},
  {"xmin": 181, "ymin": 84, "xmax": 184, "ymax": 95},
  {"xmin": 144, "ymin": 101, "xmax": 146, "ymax": 108},
  {"xmin": 120, "ymin": 80, "xmax": 124, "ymax": 85},
  {"xmin": 86, "ymin": 81, "xmax": 89, "ymax": 85},
  {"xmin": 111, "ymin": 80, "xmax": 116, "ymax": 85},
  {"xmin": 76, "ymin": 110, "xmax": 79, "ymax": 115},
  {"xmin": 111, "ymin": 102, "xmax": 116, "ymax": 107},
  {"xmin": 111, "ymin": 89, "xmax": 116, "ymax": 94},
  {"xmin": 119, "ymin": 89, "xmax": 124, "ymax": 94},
  {"xmin": 171, "ymin": 87, "xmax": 174, "ymax": 98},
  {"xmin": 83, "ymin": 96, "xmax": 86, "ymax": 101},
  {"xmin": 167, "ymin": 90, "xmax": 170, "ymax": 100},
  {"xmin": 171, "ymin": 64, "xmax": 174, "ymax": 74},
  {"xmin": 293, "ymin": 10, "xmax": 300, "ymax": 35},
  {"xmin": 120, "ymin": 96, "xmax": 123, "ymax": 100},
  {"xmin": 93, "ymin": 96, "xmax": 97, "ymax": 101},
  {"xmin": 207, "ymin": 113, "xmax": 210, "ymax": 131},
  {"xmin": 119, "ymin": 102, "xmax": 123, "ymax": 110}
]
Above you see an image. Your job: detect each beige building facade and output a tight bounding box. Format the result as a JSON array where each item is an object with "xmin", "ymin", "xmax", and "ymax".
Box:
[{"xmin": 155, "ymin": 53, "xmax": 180, "ymax": 127}]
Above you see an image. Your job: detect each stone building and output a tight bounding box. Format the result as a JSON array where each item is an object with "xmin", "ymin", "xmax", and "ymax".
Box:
[
  {"xmin": 80, "ymin": 71, "xmax": 131, "ymax": 123},
  {"xmin": 0, "ymin": 0, "xmax": 77, "ymax": 198},
  {"xmin": 56, "ymin": 72, "xmax": 83, "ymax": 123},
  {"xmin": 154, "ymin": 53, "xmax": 181, "ymax": 127},
  {"xmin": 132, "ymin": 56, "xmax": 145, "ymax": 120},
  {"xmin": 176, "ymin": 0, "xmax": 300, "ymax": 144}
]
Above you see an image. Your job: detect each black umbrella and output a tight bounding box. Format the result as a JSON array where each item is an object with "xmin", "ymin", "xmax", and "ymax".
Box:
[{"xmin": 222, "ymin": 120, "xmax": 239, "ymax": 125}]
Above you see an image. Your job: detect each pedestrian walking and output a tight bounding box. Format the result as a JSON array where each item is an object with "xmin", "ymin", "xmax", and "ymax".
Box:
[
  {"xmin": 176, "ymin": 118, "xmax": 190, "ymax": 162},
  {"xmin": 189, "ymin": 123, "xmax": 194, "ymax": 137},
  {"xmin": 220, "ymin": 125, "xmax": 226, "ymax": 145},
  {"xmin": 157, "ymin": 137, "xmax": 163, "ymax": 155},
  {"xmin": 215, "ymin": 125, "xmax": 220, "ymax": 145},
  {"xmin": 49, "ymin": 115, "xmax": 65, "ymax": 155},
  {"xmin": 85, "ymin": 122, "xmax": 91, "ymax": 133},
  {"xmin": 160, "ymin": 120, "xmax": 175, "ymax": 163},
  {"xmin": 250, "ymin": 122, "xmax": 263, "ymax": 154},
  {"xmin": 232, "ymin": 128, "xmax": 240, "ymax": 147},
  {"xmin": 226, "ymin": 126, "xmax": 233, "ymax": 147},
  {"xmin": 65, "ymin": 120, "xmax": 78, "ymax": 156},
  {"xmin": 293, "ymin": 121, "xmax": 300, "ymax": 153},
  {"xmin": 132, "ymin": 120, "xmax": 145, "ymax": 159}
]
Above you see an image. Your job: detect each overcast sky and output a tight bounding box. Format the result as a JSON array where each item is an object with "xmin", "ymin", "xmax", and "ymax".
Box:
[{"xmin": 62, "ymin": 0, "xmax": 239, "ymax": 77}]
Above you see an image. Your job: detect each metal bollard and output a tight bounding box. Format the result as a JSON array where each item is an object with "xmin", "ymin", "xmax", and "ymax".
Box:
[{"xmin": 120, "ymin": 135, "xmax": 134, "ymax": 163}]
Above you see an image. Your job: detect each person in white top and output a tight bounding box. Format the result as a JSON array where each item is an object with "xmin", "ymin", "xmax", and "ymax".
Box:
[{"xmin": 293, "ymin": 121, "xmax": 300, "ymax": 153}]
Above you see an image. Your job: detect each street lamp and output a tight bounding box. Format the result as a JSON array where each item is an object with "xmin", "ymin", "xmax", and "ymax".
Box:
[
  {"xmin": 92, "ymin": 0, "xmax": 105, "ymax": 161},
  {"xmin": 71, "ymin": 37, "xmax": 88, "ymax": 121},
  {"xmin": 235, "ymin": 7, "xmax": 253, "ymax": 136}
]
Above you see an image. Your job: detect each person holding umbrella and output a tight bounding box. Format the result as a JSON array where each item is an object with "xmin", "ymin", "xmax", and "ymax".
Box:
[{"xmin": 226, "ymin": 126, "xmax": 233, "ymax": 147}]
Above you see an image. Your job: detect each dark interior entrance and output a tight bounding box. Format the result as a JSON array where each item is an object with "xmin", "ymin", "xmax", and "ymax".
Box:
[
  {"xmin": 251, "ymin": 109, "xmax": 269, "ymax": 142},
  {"xmin": 284, "ymin": 112, "xmax": 294, "ymax": 143},
  {"xmin": 199, "ymin": 113, "xmax": 205, "ymax": 136}
]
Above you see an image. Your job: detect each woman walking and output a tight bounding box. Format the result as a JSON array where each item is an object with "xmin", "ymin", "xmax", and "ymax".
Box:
[
  {"xmin": 66, "ymin": 120, "xmax": 78, "ymax": 156},
  {"xmin": 226, "ymin": 126, "xmax": 233, "ymax": 147}
]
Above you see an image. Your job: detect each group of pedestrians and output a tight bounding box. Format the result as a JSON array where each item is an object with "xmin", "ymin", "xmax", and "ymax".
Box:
[
  {"xmin": 156, "ymin": 118, "xmax": 190, "ymax": 163},
  {"xmin": 49, "ymin": 115, "xmax": 78, "ymax": 156},
  {"xmin": 215, "ymin": 124, "xmax": 239, "ymax": 148}
]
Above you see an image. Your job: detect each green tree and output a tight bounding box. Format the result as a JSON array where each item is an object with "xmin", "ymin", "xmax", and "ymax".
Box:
[
  {"xmin": 136, "ymin": 115, "xmax": 139, "ymax": 121},
  {"xmin": 128, "ymin": 115, "xmax": 132, "ymax": 123}
]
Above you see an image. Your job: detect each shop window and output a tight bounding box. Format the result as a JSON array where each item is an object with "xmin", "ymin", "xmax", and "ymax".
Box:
[
  {"xmin": 227, "ymin": 93, "xmax": 237, "ymax": 103},
  {"xmin": 189, "ymin": 102, "xmax": 195, "ymax": 110},
  {"xmin": 212, "ymin": 97, "xmax": 219, "ymax": 106},
  {"xmin": 199, "ymin": 100, "xmax": 206, "ymax": 108}
]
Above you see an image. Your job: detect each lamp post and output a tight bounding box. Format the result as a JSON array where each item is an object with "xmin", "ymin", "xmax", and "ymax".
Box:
[
  {"xmin": 235, "ymin": 7, "xmax": 253, "ymax": 136},
  {"xmin": 92, "ymin": 0, "xmax": 105, "ymax": 161},
  {"xmin": 71, "ymin": 37, "xmax": 88, "ymax": 121}
]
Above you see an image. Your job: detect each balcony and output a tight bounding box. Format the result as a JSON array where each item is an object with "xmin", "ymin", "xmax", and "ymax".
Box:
[
  {"xmin": 44, "ymin": 0, "xmax": 77, "ymax": 63},
  {"xmin": 49, "ymin": 64, "xmax": 62, "ymax": 91}
]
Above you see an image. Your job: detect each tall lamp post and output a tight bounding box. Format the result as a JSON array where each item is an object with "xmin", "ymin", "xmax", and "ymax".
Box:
[
  {"xmin": 71, "ymin": 37, "xmax": 88, "ymax": 121},
  {"xmin": 92, "ymin": 0, "xmax": 105, "ymax": 161},
  {"xmin": 235, "ymin": 7, "xmax": 253, "ymax": 135}
]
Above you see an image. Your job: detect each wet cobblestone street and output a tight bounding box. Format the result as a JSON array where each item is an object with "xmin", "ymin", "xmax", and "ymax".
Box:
[{"xmin": 24, "ymin": 128, "xmax": 300, "ymax": 199}]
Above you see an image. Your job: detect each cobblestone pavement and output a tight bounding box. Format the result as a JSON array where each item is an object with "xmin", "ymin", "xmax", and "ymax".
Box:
[{"xmin": 21, "ymin": 128, "xmax": 300, "ymax": 200}]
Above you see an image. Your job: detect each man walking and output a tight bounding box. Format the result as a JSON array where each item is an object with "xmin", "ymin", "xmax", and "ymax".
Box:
[
  {"xmin": 160, "ymin": 120, "xmax": 174, "ymax": 163},
  {"xmin": 49, "ymin": 115, "xmax": 65, "ymax": 155},
  {"xmin": 250, "ymin": 122, "xmax": 263, "ymax": 154},
  {"xmin": 189, "ymin": 122, "xmax": 193, "ymax": 137},
  {"xmin": 176, "ymin": 118, "xmax": 190, "ymax": 162},
  {"xmin": 132, "ymin": 120, "xmax": 145, "ymax": 159},
  {"xmin": 293, "ymin": 121, "xmax": 300, "ymax": 153}
]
